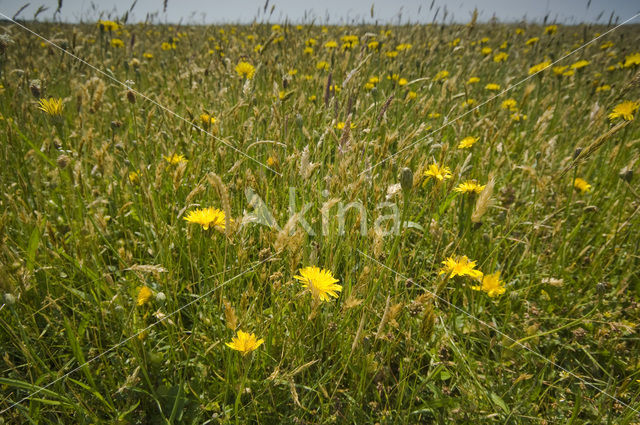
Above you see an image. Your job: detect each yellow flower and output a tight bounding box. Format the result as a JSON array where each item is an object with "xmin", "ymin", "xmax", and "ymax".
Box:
[
  {"xmin": 624, "ymin": 53, "xmax": 640, "ymax": 68},
  {"xmin": 225, "ymin": 330, "xmax": 264, "ymax": 356},
  {"xmin": 467, "ymin": 76, "xmax": 480, "ymax": 84},
  {"xmin": 407, "ymin": 91, "xmax": 417, "ymax": 99},
  {"xmin": 439, "ymin": 256, "xmax": 483, "ymax": 279},
  {"xmin": 137, "ymin": 286, "xmax": 153, "ymax": 306},
  {"xmin": 485, "ymin": 83, "xmax": 500, "ymax": 91},
  {"xmin": 128, "ymin": 171, "xmax": 139, "ymax": 183},
  {"xmin": 562, "ymin": 69, "xmax": 575, "ymax": 77},
  {"xmin": 501, "ymin": 98, "xmax": 517, "ymax": 110},
  {"xmin": 294, "ymin": 266, "xmax": 342, "ymax": 302},
  {"xmin": 511, "ymin": 112, "xmax": 527, "ymax": 121},
  {"xmin": 462, "ymin": 98, "xmax": 476, "ymax": 107},
  {"xmin": 428, "ymin": 112, "xmax": 441, "ymax": 118},
  {"xmin": 98, "ymin": 20, "xmax": 119, "ymax": 32},
  {"xmin": 528, "ymin": 60, "xmax": 551, "ymax": 75},
  {"xmin": 515, "ymin": 28, "xmax": 524, "ymax": 35},
  {"xmin": 458, "ymin": 136, "xmax": 478, "ymax": 149},
  {"xmin": 570, "ymin": 60, "xmax": 590, "ymax": 70},
  {"xmin": 553, "ymin": 65, "xmax": 568, "ymax": 75},
  {"xmin": 493, "ymin": 52, "xmax": 508, "ymax": 62},
  {"xmin": 398, "ymin": 78, "xmax": 408, "ymax": 86},
  {"xmin": 385, "ymin": 51, "xmax": 399, "ymax": 58},
  {"xmin": 544, "ymin": 25, "xmax": 557, "ymax": 35},
  {"xmin": 335, "ymin": 121, "xmax": 355, "ymax": 130},
  {"xmin": 424, "ymin": 163, "xmax": 452, "ymax": 181},
  {"xmin": 454, "ymin": 181, "xmax": 485, "ymax": 194},
  {"xmin": 316, "ymin": 61, "xmax": 329, "ymax": 71},
  {"xmin": 164, "ymin": 153, "xmax": 187, "ymax": 165},
  {"xmin": 608, "ymin": 100, "xmax": 639, "ymax": 121},
  {"xmin": 306, "ymin": 38, "xmax": 317, "ymax": 46},
  {"xmin": 143, "ymin": 52, "xmax": 153, "ymax": 59},
  {"xmin": 161, "ymin": 42, "xmax": 176, "ymax": 50},
  {"xmin": 324, "ymin": 40, "xmax": 338, "ymax": 49},
  {"xmin": 183, "ymin": 207, "xmax": 230, "ymax": 231},
  {"xmin": 369, "ymin": 76, "xmax": 380, "ymax": 84},
  {"xmin": 434, "ymin": 70, "xmax": 449, "ymax": 81},
  {"xmin": 525, "ymin": 37, "xmax": 539, "ymax": 46},
  {"xmin": 481, "ymin": 47, "xmax": 492, "ymax": 55},
  {"xmin": 235, "ymin": 61, "xmax": 255, "ymax": 79},
  {"xmin": 368, "ymin": 41, "xmax": 380, "ymax": 50},
  {"xmin": 600, "ymin": 41, "xmax": 614, "ymax": 49},
  {"xmin": 303, "ymin": 46, "xmax": 313, "ymax": 55},
  {"xmin": 471, "ymin": 272, "xmax": 506, "ymax": 297},
  {"xmin": 308, "ymin": 95, "xmax": 317, "ymax": 102},
  {"xmin": 200, "ymin": 113, "xmax": 216, "ymax": 125},
  {"xmin": 38, "ymin": 97, "xmax": 64, "ymax": 116},
  {"xmin": 595, "ymin": 85, "xmax": 611, "ymax": 92},
  {"xmin": 573, "ymin": 178, "xmax": 591, "ymax": 193},
  {"xmin": 396, "ymin": 43, "xmax": 412, "ymax": 51},
  {"xmin": 110, "ymin": 38, "xmax": 124, "ymax": 48},
  {"xmin": 449, "ymin": 38, "xmax": 460, "ymax": 47}
]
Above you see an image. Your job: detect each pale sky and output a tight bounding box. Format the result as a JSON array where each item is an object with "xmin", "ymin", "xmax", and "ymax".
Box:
[{"xmin": 2, "ymin": 0, "xmax": 639, "ymax": 25}]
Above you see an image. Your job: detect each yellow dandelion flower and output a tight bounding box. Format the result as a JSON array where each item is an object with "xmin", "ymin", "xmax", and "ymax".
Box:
[
  {"xmin": 623, "ymin": 52, "xmax": 640, "ymax": 68},
  {"xmin": 600, "ymin": 41, "xmax": 614, "ymax": 49},
  {"xmin": 200, "ymin": 113, "xmax": 216, "ymax": 125},
  {"xmin": 294, "ymin": 266, "xmax": 342, "ymax": 302},
  {"xmin": 528, "ymin": 60, "xmax": 551, "ymax": 75},
  {"xmin": 385, "ymin": 51, "xmax": 399, "ymax": 58},
  {"xmin": 458, "ymin": 136, "xmax": 478, "ymax": 149},
  {"xmin": 98, "ymin": 20, "xmax": 119, "ymax": 32},
  {"xmin": 143, "ymin": 52, "xmax": 153, "ymax": 59},
  {"xmin": 454, "ymin": 180, "xmax": 486, "ymax": 194},
  {"xmin": 38, "ymin": 97, "xmax": 64, "ymax": 116},
  {"xmin": 424, "ymin": 163, "xmax": 452, "ymax": 181},
  {"xmin": 407, "ymin": 91, "xmax": 417, "ymax": 99},
  {"xmin": 235, "ymin": 61, "xmax": 255, "ymax": 79},
  {"xmin": 570, "ymin": 60, "xmax": 590, "ymax": 70},
  {"xmin": 225, "ymin": 330, "xmax": 264, "ymax": 356},
  {"xmin": 595, "ymin": 85, "xmax": 611, "ymax": 92},
  {"xmin": 544, "ymin": 25, "xmax": 557, "ymax": 35},
  {"xmin": 128, "ymin": 171, "xmax": 139, "ymax": 183},
  {"xmin": 471, "ymin": 272, "xmax": 506, "ymax": 297},
  {"xmin": 398, "ymin": 78, "xmax": 408, "ymax": 86},
  {"xmin": 324, "ymin": 40, "xmax": 338, "ymax": 49},
  {"xmin": 303, "ymin": 46, "xmax": 313, "ymax": 54},
  {"xmin": 467, "ymin": 76, "xmax": 480, "ymax": 84},
  {"xmin": 428, "ymin": 112, "xmax": 441, "ymax": 118},
  {"xmin": 462, "ymin": 98, "xmax": 476, "ymax": 107},
  {"xmin": 608, "ymin": 100, "xmax": 639, "ymax": 121},
  {"xmin": 137, "ymin": 286, "xmax": 153, "ymax": 306},
  {"xmin": 493, "ymin": 52, "xmax": 508, "ymax": 62},
  {"xmin": 434, "ymin": 70, "xmax": 449, "ymax": 81},
  {"xmin": 573, "ymin": 178, "xmax": 591, "ymax": 193},
  {"xmin": 164, "ymin": 153, "xmax": 187, "ymax": 165},
  {"xmin": 511, "ymin": 112, "xmax": 527, "ymax": 121},
  {"xmin": 316, "ymin": 61, "xmax": 329, "ymax": 71},
  {"xmin": 368, "ymin": 40, "xmax": 380, "ymax": 50},
  {"xmin": 110, "ymin": 38, "xmax": 124, "ymax": 48},
  {"xmin": 481, "ymin": 46, "xmax": 492, "ymax": 55},
  {"xmin": 439, "ymin": 256, "xmax": 483, "ymax": 279},
  {"xmin": 485, "ymin": 83, "xmax": 500, "ymax": 91},
  {"xmin": 525, "ymin": 37, "xmax": 539, "ymax": 45},
  {"xmin": 501, "ymin": 98, "xmax": 517, "ymax": 110},
  {"xmin": 553, "ymin": 65, "xmax": 568, "ymax": 75},
  {"xmin": 183, "ymin": 207, "xmax": 230, "ymax": 231}
]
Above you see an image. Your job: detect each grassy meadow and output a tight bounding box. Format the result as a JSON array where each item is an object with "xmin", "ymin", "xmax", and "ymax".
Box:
[{"xmin": 1, "ymin": 14, "xmax": 640, "ymax": 424}]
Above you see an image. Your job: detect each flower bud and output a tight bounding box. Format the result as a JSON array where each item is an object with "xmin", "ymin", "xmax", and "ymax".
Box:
[{"xmin": 399, "ymin": 167, "xmax": 413, "ymax": 192}]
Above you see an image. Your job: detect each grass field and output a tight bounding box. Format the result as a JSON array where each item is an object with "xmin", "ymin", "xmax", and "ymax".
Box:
[{"xmin": 1, "ymin": 13, "xmax": 640, "ymax": 424}]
